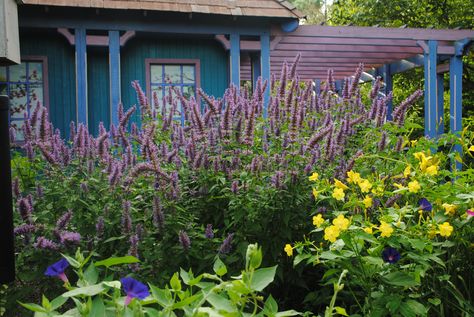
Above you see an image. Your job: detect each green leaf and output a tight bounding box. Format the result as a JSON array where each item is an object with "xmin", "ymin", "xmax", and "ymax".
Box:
[
  {"xmin": 399, "ymin": 300, "xmax": 427, "ymax": 317},
  {"xmin": 103, "ymin": 236, "xmax": 125, "ymax": 244},
  {"xmin": 275, "ymin": 310, "xmax": 300, "ymax": 317},
  {"xmin": 18, "ymin": 302, "xmax": 47, "ymax": 313},
  {"xmin": 428, "ymin": 298, "xmax": 441, "ymax": 306},
  {"xmin": 206, "ymin": 293, "xmax": 236, "ymax": 312},
  {"xmin": 94, "ymin": 256, "xmax": 139, "ymax": 268},
  {"xmin": 170, "ymin": 273, "xmax": 182, "ymax": 292},
  {"xmin": 382, "ymin": 272, "xmax": 420, "ymax": 287},
  {"xmin": 41, "ymin": 295, "xmax": 51, "ymax": 311},
  {"xmin": 264, "ymin": 295, "xmax": 278, "ymax": 313},
  {"xmin": 88, "ymin": 297, "xmax": 105, "ymax": 317},
  {"xmin": 83, "ymin": 263, "xmax": 99, "ymax": 285},
  {"xmin": 61, "ymin": 254, "xmax": 81, "ymax": 269},
  {"xmin": 250, "ymin": 266, "xmax": 277, "ymax": 291},
  {"xmin": 62, "ymin": 284, "xmax": 105, "ymax": 297},
  {"xmin": 149, "ymin": 284, "xmax": 174, "ymax": 308},
  {"xmin": 50, "ymin": 296, "xmax": 68, "ymax": 310},
  {"xmin": 213, "ymin": 258, "xmax": 227, "ymax": 277},
  {"xmin": 334, "ymin": 306, "xmax": 348, "ymax": 316}
]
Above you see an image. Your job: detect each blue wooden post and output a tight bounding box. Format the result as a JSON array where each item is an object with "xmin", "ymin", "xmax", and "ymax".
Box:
[
  {"xmin": 450, "ymin": 51, "xmax": 463, "ymax": 170},
  {"xmin": 230, "ymin": 33, "xmax": 240, "ymax": 89},
  {"xmin": 260, "ymin": 32, "xmax": 271, "ymax": 117},
  {"xmin": 423, "ymin": 40, "xmax": 438, "ymax": 139},
  {"xmin": 109, "ymin": 30, "xmax": 121, "ymax": 126},
  {"xmin": 382, "ymin": 64, "xmax": 393, "ymax": 120},
  {"xmin": 314, "ymin": 79, "xmax": 321, "ymax": 95},
  {"xmin": 75, "ymin": 28, "xmax": 88, "ymax": 125},
  {"xmin": 335, "ymin": 80, "xmax": 342, "ymax": 93},
  {"xmin": 437, "ymin": 73, "xmax": 444, "ymax": 135},
  {"xmin": 251, "ymin": 53, "xmax": 261, "ymax": 91}
]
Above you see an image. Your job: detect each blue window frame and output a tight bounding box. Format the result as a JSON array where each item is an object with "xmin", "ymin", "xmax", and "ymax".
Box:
[
  {"xmin": 146, "ymin": 59, "xmax": 200, "ymax": 125},
  {"xmin": 0, "ymin": 57, "xmax": 48, "ymax": 142}
]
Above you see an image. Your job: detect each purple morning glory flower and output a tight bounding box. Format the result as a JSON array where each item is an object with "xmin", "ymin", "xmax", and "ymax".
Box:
[
  {"xmin": 121, "ymin": 277, "xmax": 150, "ymax": 306},
  {"xmin": 382, "ymin": 247, "xmax": 401, "ymax": 264},
  {"xmin": 418, "ymin": 198, "xmax": 432, "ymax": 211},
  {"xmin": 44, "ymin": 258, "xmax": 70, "ymax": 283}
]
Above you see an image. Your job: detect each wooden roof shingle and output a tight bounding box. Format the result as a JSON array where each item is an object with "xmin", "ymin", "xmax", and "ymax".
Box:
[{"xmin": 21, "ymin": 0, "xmax": 304, "ymax": 19}]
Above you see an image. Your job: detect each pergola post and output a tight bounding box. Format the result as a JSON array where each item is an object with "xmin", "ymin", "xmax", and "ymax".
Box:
[
  {"xmin": 382, "ymin": 64, "xmax": 393, "ymax": 120},
  {"xmin": 449, "ymin": 44, "xmax": 464, "ymax": 170},
  {"xmin": 423, "ymin": 40, "xmax": 438, "ymax": 139},
  {"xmin": 436, "ymin": 73, "xmax": 444, "ymax": 135},
  {"xmin": 230, "ymin": 33, "xmax": 240, "ymax": 89},
  {"xmin": 314, "ymin": 79, "xmax": 321, "ymax": 95},
  {"xmin": 250, "ymin": 52, "xmax": 261, "ymax": 91},
  {"xmin": 75, "ymin": 28, "xmax": 88, "ymax": 125},
  {"xmin": 260, "ymin": 32, "xmax": 271, "ymax": 117},
  {"xmin": 335, "ymin": 80, "xmax": 341, "ymax": 93},
  {"xmin": 108, "ymin": 30, "xmax": 121, "ymax": 127}
]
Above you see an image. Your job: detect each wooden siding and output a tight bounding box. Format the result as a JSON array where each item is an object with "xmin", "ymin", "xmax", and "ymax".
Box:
[
  {"xmin": 19, "ymin": 31, "xmax": 76, "ymax": 138},
  {"xmin": 120, "ymin": 35, "xmax": 229, "ymax": 124},
  {"xmin": 87, "ymin": 47, "xmax": 110, "ymax": 136}
]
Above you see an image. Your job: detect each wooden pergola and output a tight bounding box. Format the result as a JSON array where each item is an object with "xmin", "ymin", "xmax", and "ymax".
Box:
[{"xmin": 223, "ymin": 24, "xmax": 474, "ymax": 153}]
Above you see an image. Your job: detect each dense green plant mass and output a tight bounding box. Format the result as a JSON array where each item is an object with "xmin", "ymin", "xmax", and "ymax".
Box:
[{"xmin": 7, "ymin": 59, "xmax": 474, "ymax": 316}]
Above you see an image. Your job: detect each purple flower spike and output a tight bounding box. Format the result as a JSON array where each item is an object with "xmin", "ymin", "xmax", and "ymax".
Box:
[
  {"xmin": 381, "ymin": 247, "xmax": 401, "ymax": 264},
  {"xmin": 45, "ymin": 258, "xmax": 70, "ymax": 283},
  {"xmin": 205, "ymin": 224, "xmax": 214, "ymax": 239},
  {"xmin": 121, "ymin": 277, "xmax": 150, "ymax": 306},
  {"xmin": 418, "ymin": 198, "xmax": 432, "ymax": 212}
]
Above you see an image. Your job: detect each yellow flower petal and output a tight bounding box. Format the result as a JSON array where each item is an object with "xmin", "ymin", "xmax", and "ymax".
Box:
[
  {"xmin": 438, "ymin": 222, "xmax": 453, "ymax": 237},
  {"xmin": 379, "ymin": 221, "xmax": 394, "ymax": 238},
  {"xmin": 309, "ymin": 172, "xmax": 319, "ymax": 182},
  {"xmin": 284, "ymin": 244, "xmax": 293, "ymax": 256},
  {"xmin": 312, "ymin": 214, "xmax": 325, "ymax": 227},
  {"xmin": 332, "ymin": 188, "xmax": 345, "ymax": 201},
  {"xmin": 332, "ymin": 214, "xmax": 350, "ymax": 231},
  {"xmin": 334, "ymin": 179, "xmax": 349, "ymax": 190},
  {"xmin": 408, "ymin": 180, "xmax": 421, "ymax": 193}
]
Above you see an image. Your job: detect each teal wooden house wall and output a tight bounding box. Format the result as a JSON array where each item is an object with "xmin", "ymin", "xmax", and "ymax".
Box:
[
  {"xmin": 17, "ymin": 31, "xmax": 229, "ymax": 136},
  {"xmin": 19, "ymin": 31, "xmax": 76, "ymax": 137}
]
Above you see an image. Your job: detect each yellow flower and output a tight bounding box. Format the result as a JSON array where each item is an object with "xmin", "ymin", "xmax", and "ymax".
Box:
[
  {"xmin": 413, "ymin": 151, "xmax": 426, "ymax": 161},
  {"xmin": 324, "ymin": 225, "xmax": 340, "ymax": 243},
  {"xmin": 425, "ymin": 165, "xmax": 438, "ymax": 176},
  {"xmin": 334, "ymin": 179, "xmax": 349, "ymax": 190},
  {"xmin": 358, "ymin": 179, "xmax": 372, "ymax": 193},
  {"xmin": 410, "ymin": 140, "xmax": 418, "ymax": 147},
  {"xmin": 346, "ymin": 170, "xmax": 362, "ymax": 184},
  {"xmin": 393, "ymin": 183, "xmax": 405, "ymax": 189},
  {"xmin": 309, "ymin": 172, "xmax": 319, "ymax": 182},
  {"xmin": 312, "ymin": 214, "xmax": 325, "ymax": 227},
  {"xmin": 408, "ymin": 180, "xmax": 421, "ymax": 193},
  {"xmin": 442, "ymin": 203, "xmax": 457, "ymax": 216},
  {"xmin": 427, "ymin": 227, "xmax": 437, "ymax": 239},
  {"xmin": 363, "ymin": 196, "xmax": 373, "ymax": 208},
  {"xmin": 469, "ymin": 145, "xmax": 474, "ymax": 152},
  {"xmin": 379, "ymin": 221, "xmax": 394, "ymax": 237},
  {"xmin": 312, "ymin": 188, "xmax": 319, "ymax": 199},
  {"xmin": 332, "ymin": 214, "xmax": 350, "ymax": 231},
  {"xmin": 403, "ymin": 166, "xmax": 411, "ymax": 178},
  {"xmin": 284, "ymin": 244, "xmax": 293, "ymax": 256},
  {"xmin": 363, "ymin": 226, "xmax": 373, "ymax": 234},
  {"xmin": 438, "ymin": 222, "xmax": 453, "ymax": 237},
  {"xmin": 332, "ymin": 188, "xmax": 345, "ymax": 201}
]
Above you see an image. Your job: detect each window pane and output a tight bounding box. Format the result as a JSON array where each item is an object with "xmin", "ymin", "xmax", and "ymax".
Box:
[
  {"xmin": 9, "ymin": 84, "xmax": 28, "ymax": 119},
  {"xmin": 28, "ymin": 62, "xmax": 43, "ymax": 82},
  {"xmin": 29, "ymin": 83, "xmax": 44, "ymax": 111},
  {"xmin": 164, "ymin": 65, "xmax": 180, "ymax": 84},
  {"xmin": 183, "ymin": 65, "xmax": 195, "ymax": 84},
  {"xmin": 150, "ymin": 65, "xmax": 163, "ymax": 84},
  {"xmin": 183, "ymin": 86, "xmax": 195, "ymax": 100},
  {"xmin": 0, "ymin": 67, "xmax": 6, "ymax": 82},
  {"xmin": 10, "ymin": 63, "xmax": 27, "ymax": 82},
  {"xmin": 10, "ymin": 120, "xmax": 25, "ymax": 142},
  {"xmin": 0, "ymin": 83, "xmax": 6, "ymax": 95},
  {"xmin": 151, "ymin": 86, "xmax": 163, "ymax": 109}
]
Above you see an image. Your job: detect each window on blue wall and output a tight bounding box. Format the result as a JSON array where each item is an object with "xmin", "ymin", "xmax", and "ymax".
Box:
[
  {"xmin": 0, "ymin": 58, "xmax": 48, "ymax": 142},
  {"xmin": 147, "ymin": 59, "xmax": 200, "ymax": 123}
]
